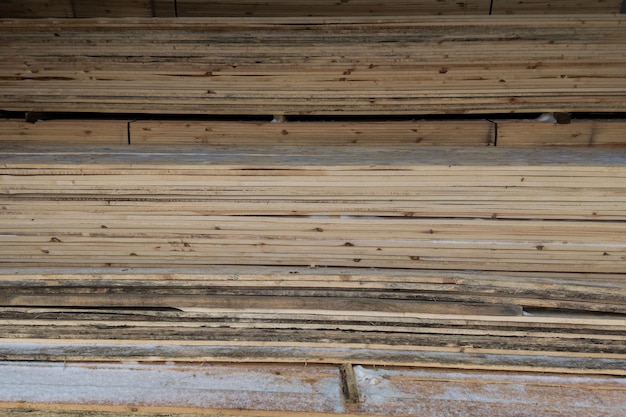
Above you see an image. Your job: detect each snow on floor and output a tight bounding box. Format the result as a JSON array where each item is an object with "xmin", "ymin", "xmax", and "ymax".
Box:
[{"xmin": 0, "ymin": 361, "xmax": 345, "ymax": 413}]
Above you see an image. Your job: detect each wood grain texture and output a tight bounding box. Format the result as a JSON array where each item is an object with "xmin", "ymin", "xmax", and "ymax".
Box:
[
  {"xmin": 130, "ymin": 120, "xmax": 495, "ymax": 146},
  {"xmin": 2, "ymin": 145, "xmax": 625, "ymax": 272},
  {"xmin": 2, "ymin": 0, "xmax": 621, "ymax": 18},
  {"xmin": 0, "ymin": 0, "xmax": 73, "ymax": 18},
  {"xmin": 1, "ymin": 16, "xmax": 625, "ymax": 115},
  {"xmin": 491, "ymin": 0, "xmax": 623, "ymax": 14},
  {"xmin": 0, "ymin": 119, "xmax": 129, "ymax": 144},
  {"xmin": 0, "ymin": 1, "xmax": 490, "ymax": 18},
  {"xmin": 1, "ymin": 364, "xmax": 625, "ymax": 416},
  {"xmin": 2, "ymin": 266, "xmax": 625, "ymax": 313},
  {"xmin": 175, "ymin": 0, "xmax": 490, "ymax": 16},
  {"xmin": 497, "ymin": 119, "xmax": 626, "ymax": 146}
]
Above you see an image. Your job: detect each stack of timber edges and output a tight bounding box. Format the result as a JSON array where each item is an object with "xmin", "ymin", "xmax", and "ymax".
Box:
[
  {"xmin": 0, "ymin": 16, "xmax": 626, "ymax": 115},
  {"xmin": 1, "ymin": 10, "xmax": 626, "ymax": 417},
  {"xmin": 2, "ymin": 0, "xmax": 624, "ymax": 18}
]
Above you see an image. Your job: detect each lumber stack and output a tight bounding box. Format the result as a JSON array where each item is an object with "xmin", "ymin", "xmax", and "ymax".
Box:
[
  {"xmin": 1, "ymin": 145, "xmax": 626, "ymax": 271},
  {"xmin": 2, "ymin": 0, "xmax": 623, "ymax": 17},
  {"xmin": 1, "ymin": 12, "xmax": 626, "ymax": 417},
  {"xmin": 1, "ymin": 16, "xmax": 626, "ymax": 115}
]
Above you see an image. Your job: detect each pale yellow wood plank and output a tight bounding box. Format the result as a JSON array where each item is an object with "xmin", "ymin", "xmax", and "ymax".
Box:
[
  {"xmin": 0, "ymin": 119, "xmax": 129, "ymax": 144},
  {"xmin": 497, "ymin": 119, "xmax": 626, "ymax": 146},
  {"xmin": 130, "ymin": 120, "xmax": 494, "ymax": 146}
]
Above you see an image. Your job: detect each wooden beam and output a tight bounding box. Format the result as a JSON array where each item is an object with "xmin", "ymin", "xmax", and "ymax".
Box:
[
  {"xmin": 175, "ymin": 1, "xmax": 491, "ymax": 17},
  {"xmin": 0, "ymin": 119, "xmax": 129, "ymax": 144},
  {"xmin": 496, "ymin": 119, "xmax": 626, "ymax": 147},
  {"xmin": 130, "ymin": 120, "xmax": 495, "ymax": 146},
  {"xmin": 491, "ymin": 0, "xmax": 623, "ymax": 14},
  {"xmin": 1, "ymin": 340, "xmax": 625, "ymax": 375},
  {"xmin": 1, "ymin": 363, "xmax": 624, "ymax": 416}
]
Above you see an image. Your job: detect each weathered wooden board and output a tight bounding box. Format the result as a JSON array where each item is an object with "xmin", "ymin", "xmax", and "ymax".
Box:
[
  {"xmin": 1, "ymin": 339, "xmax": 625, "ymax": 375},
  {"xmin": 2, "ymin": 266, "xmax": 624, "ymax": 313},
  {"xmin": 0, "ymin": 0, "xmax": 73, "ymax": 18},
  {"xmin": 1, "ymin": 363, "xmax": 625, "ymax": 416},
  {"xmin": 491, "ymin": 0, "xmax": 624, "ymax": 14},
  {"xmin": 130, "ymin": 120, "xmax": 495, "ymax": 146},
  {"xmin": 497, "ymin": 119, "xmax": 626, "ymax": 146},
  {"xmin": 175, "ymin": 0, "xmax": 491, "ymax": 16},
  {"xmin": 353, "ymin": 366, "xmax": 626, "ymax": 417},
  {"xmin": 0, "ymin": 119, "xmax": 129, "ymax": 144},
  {"xmin": 1, "ymin": 16, "xmax": 625, "ymax": 115},
  {"xmin": 2, "ymin": 1, "xmax": 621, "ymax": 18},
  {"xmin": 0, "ymin": 362, "xmax": 346, "ymax": 414}
]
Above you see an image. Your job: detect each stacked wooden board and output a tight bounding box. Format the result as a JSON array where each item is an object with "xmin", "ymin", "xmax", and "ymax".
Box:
[
  {"xmin": 1, "ymin": 16, "xmax": 626, "ymax": 115},
  {"xmin": 2, "ymin": 0, "xmax": 624, "ymax": 17},
  {"xmin": 1, "ymin": 12, "xmax": 626, "ymax": 417},
  {"xmin": 2, "ymin": 144, "xmax": 626, "ymax": 271}
]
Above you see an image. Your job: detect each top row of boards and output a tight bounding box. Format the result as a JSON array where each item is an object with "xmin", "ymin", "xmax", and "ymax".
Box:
[{"xmin": 2, "ymin": 0, "xmax": 625, "ymax": 18}]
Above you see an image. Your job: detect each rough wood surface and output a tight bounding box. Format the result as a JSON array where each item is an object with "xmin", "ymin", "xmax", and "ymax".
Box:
[
  {"xmin": 491, "ymin": 0, "xmax": 623, "ymax": 14},
  {"xmin": 2, "ymin": 1, "xmax": 622, "ymax": 18},
  {"xmin": 1, "ymin": 363, "xmax": 625, "ymax": 416},
  {"xmin": 0, "ymin": 1, "xmax": 491, "ymax": 18},
  {"xmin": 0, "ymin": 119, "xmax": 129, "ymax": 144},
  {"xmin": 497, "ymin": 119, "xmax": 626, "ymax": 147},
  {"xmin": 2, "ymin": 267, "xmax": 624, "ymax": 313},
  {"xmin": 2, "ymin": 339, "xmax": 625, "ymax": 375},
  {"xmin": 130, "ymin": 120, "xmax": 495, "ymax": 146},
  {"xmin": 1, "ymin": 16, "xmax": 625, "ymax": 115},
  {"xmin": 174, "ymin": 0, "xmax": 490, "ymax": 16}
]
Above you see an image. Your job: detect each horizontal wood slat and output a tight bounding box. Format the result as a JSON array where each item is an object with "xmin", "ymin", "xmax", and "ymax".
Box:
[
  {"xmin": 175, "ymin": 0, "xmax": 491, "ymax": 17},
  {"xmin": 497, "ymin": 119, "xmax": 626, "ymax": 146},
  {"xmin": 130, "ymin": 120, "xmax": 495, "ymax": 146},
  {"xmin": 0, "ymin": 119, "xmax": 129, "ymax": 144},
  {"xmin": 491, "ymin": 0, "xmax": 624, "ymax": 14},
  {"xmin": 1, "ymin": 363, "xmax": 625, "ymax": 416},
  {"xmin": 2, "ymin": 1, "xmax": 623, "ymax": 18},
  {"xmin": 1, "ymin": 16, "xmax": 625, "ymax": 115}
]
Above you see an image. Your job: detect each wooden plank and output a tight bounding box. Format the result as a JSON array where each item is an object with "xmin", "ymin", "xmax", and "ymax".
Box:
[
  {"xmin": 2, "ymin": 267, "xmax": 624, "ymax": 314},
  {"xmin": 73, "ymin": 1, "xmax": 154, "ymax": 17},
  {"xmin": 0, "ymin": 294, "xmax": 523, "ymax": 316},
  {"xmin": 1, "ymin": 364, "xmax": 624, "ymax": 416},
  {"xmin": 1, "ymin": 16, "xmax": 625, "ymax": 115},
  {"xmin": 353, "ymin": 366, "xmax": 626, "ymax": 417},
  {"xmin": 0, "ymin": 1, "xmax": 73, "ymax": 18},
  {"xmin": 152, "ymin": 0, "xmax": 176, "ymax": 17},
  {"xmin": 492, "ymin": 0, "xmax": 623, "ymax": 14},
  {"xmin": 0, "ymin": 362, "xmax": 346, "ymax": 414},
  {"xmin": 0, "ymin": 266, "xmax": 626, "ymax": 312},
  {"xmin": 2, "ymin": 340, "xmax": 625, "ymax": 375},
  {"xmin": 2, "ymin": 213, "xmax": 625, "ymax": 272},
  {"xmin": 175, "ymin": 1, "xmax": 491, "ymax": 16},
  {"xmin": 497, "ymin": 119, "xmax": 626, "ymax": 146},
  {"xmin": 130, "ymin": 120, "xmax": 495, "ymax": 146},
  {"xmin": 0, "ymin": 119, "xmax": 129, "ymax": 144}
]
